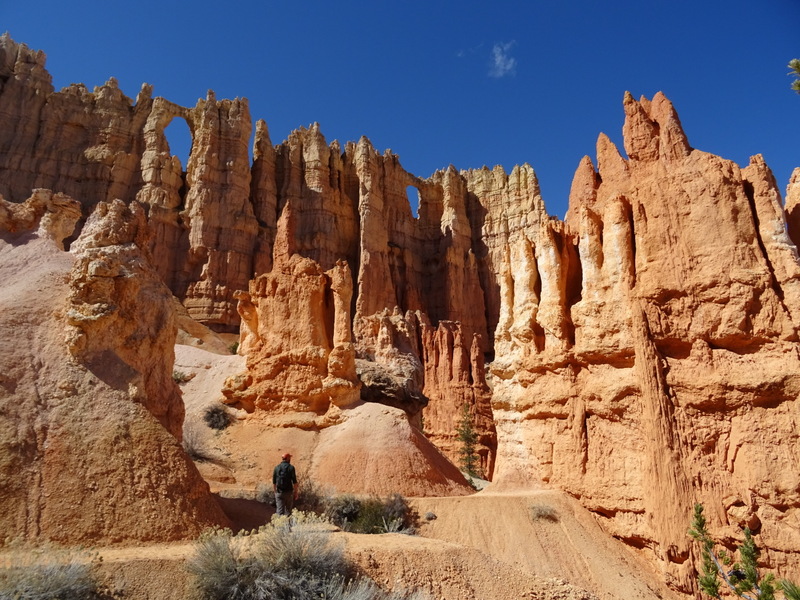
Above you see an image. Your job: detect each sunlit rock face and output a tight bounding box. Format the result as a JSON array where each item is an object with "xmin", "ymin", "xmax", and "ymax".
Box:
[
  {"xmin": 489, "ymin": 91, "xmax": 800, "ymax": 592},
  {"xmin": 0, "ymin": 192, "xmax": 228, "ymax": 546},
  {"xmin": 3, "ymin": 34, "xmax": 800, "ymax": 594}
]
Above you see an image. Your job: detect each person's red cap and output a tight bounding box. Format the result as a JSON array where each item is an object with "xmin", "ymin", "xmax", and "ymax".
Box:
[{"xmin": 282, "ymin": 453, "xmax": 292, "ymax": 459}]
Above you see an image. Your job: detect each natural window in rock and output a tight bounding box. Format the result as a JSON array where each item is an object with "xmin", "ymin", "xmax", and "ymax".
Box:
[
  {"xmin": 164, "ymin": 117, "xmax": 193, "ymax": 171},
  {"xmin": 406, "ymin": 185, "xmax": 420, "ymax": 219}
]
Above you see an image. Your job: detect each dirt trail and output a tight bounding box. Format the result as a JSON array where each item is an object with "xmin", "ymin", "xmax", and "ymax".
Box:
[{"xmin": 0, "ymin": 489, "xmax": 677, "ymax": 600}]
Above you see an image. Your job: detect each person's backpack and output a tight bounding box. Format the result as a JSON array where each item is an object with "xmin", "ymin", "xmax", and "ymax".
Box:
[{"xmin": 276, "ymin": 463, "xmax": 293, "ymax": 492}]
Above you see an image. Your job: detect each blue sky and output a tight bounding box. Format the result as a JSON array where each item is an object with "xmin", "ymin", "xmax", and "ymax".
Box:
[{"xmin": 3, "ymin": 0, "xmax": 799, "ymax": 218}]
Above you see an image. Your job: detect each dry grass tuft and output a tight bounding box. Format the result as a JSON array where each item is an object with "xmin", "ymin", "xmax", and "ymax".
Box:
[{"xmin": 530, "ymin": 503, "xmax": 559, "ymax": 522}]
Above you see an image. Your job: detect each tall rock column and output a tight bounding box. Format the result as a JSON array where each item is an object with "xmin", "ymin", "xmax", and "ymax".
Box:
[
  {"xmin": 223, "ymin": 255, "xmax": 360, "ymax": 415},
  {"xmin": 180, "ymin": 92, "xmax": 258, "ymax": 330},
  {"xmin": 135, "ymin": 95, "xmax": 190, "ymax": 287},
  {"xmin": 250, "ymin": 119, "xmax": 278, "ymax": 276},
  {"xmin": 421, "ymin": 321, "xmax": 497, "ymax": 478}
]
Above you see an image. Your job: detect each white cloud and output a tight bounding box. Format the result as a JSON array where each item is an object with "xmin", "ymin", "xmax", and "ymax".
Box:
[{"xmin": 489, "ymin": 41, "xmax": 517, "ymax": 78}]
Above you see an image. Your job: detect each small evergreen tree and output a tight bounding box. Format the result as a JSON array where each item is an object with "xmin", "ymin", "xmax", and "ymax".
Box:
[
  {"xmin": 456, "ymin": 403, "xmax": 480, "ymax": 479},
  {"xmin": 688, "ymin": 503, "xmax": 799, "ymax": 600}
]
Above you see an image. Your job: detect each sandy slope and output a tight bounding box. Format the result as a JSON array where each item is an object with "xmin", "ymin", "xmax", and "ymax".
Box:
[
  {"xmin": 0, "ymin": 491, "xmax": 674, "ymax": 600},
  {"xmin": 413, "ymin": 491, "xmax": 678, "ymax": 600}
]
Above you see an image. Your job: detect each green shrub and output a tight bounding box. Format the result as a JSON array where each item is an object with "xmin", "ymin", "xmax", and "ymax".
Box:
[
  {"xmin": 255, "ymin": 482, "xmax": 274, "ymax": 506},
  {"xmin": 0, "ymin": 550, "xmax": 104, "ymax": 600},
  {"xmin": 324, "ymin": 493, "xmax": 417, "ymax": 534},
  {"xmin": 204, "ymin": 405, "xmax": 232, "ymax": 430},
  {"xmin": 382, "ymin": 493, "xmax": 415, "ymax": 530},
  {"xmin": 182, "ymin": 426, "xmax": 216, "ymax": 463},
  {"xmin": 187, "ymin": 523, "xmax": 344, "ymax": 600},
  {"xmin": 256, "ymin": 521, "xmax": 347, "ymax": 576},
  {"xmin": 328, "ymin": 578, "xmax": 430, "ymax": 600},
  {"xmin": 456, "ymin": 403, "xmax": 481, "ymax": 479},
  {"xmin": 173, "ymin": 370, "xmax": 192, "ymax": 384},
  {"xmin": 187, "ymin": 524, "xmax": 430, "ymax": 600},
  {"xmin": 687, "ymin": 503, "xmax": 800, "ymax": 600},
  {"xmin": 325, "ymin": 494, "xmax": 362, "ymax": 529},
  {"xmin": 296, "ymin": 478, "xmax": 327, "ymax": 513},
  {"xmin": 351, "ymin": 497, "xmax": 387, "ymax": 534},
  {"xmin": 185, "ymin": 528, "xmax": 257, "ymax": 600},
  {"xmin": 229, "ymin": 342, "xmax": 239, "ymax": 355}
]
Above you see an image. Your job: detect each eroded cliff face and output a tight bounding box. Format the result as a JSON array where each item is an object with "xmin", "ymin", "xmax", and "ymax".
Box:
[
  {"xmin": 0, "ymin": 191, "xmax": 228, "ymax": 545},
  {"xmin": 221, "ymin": 255, "xmax": 360, "ymax": 416},
  {"xmin": 489, "ymin": 91, "xmax": 800, "ymax": 592},
  {"xmin": 2, "ymin": 34, "xmax": 800, "ymax": 593},
  {"xmin": 0, "ymin": 35, "xmax": 501, "ymax": 474}
]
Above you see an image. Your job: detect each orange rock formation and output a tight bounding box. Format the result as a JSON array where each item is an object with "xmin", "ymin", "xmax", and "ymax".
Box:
[
  {"xmin": 0, "ymin": 191, "xmax": 228, "ymax": 545},
  {"xmin": 485, "ymin": 91, "xmax": 800, "ymax": 592},
  {"xmin": 2, "ymin": 35, "xmax": 800, "ymax": 596}
]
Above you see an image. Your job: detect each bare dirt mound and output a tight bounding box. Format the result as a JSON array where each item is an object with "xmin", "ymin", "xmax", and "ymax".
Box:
[
  {"xmin": 343, "ymin": 531, "xmax": 596, "ymax": 600},
  {"xmin": 177, "ymin": 344, "xmax": 473, "ymax": 498},
  {"xmin": 412, "ymin": 490, "xmax": 679, "ymax": 600}
]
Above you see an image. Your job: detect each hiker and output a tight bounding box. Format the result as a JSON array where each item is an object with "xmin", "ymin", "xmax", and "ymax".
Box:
[{"xmin": 273, "ymin": 452, "xmax": 298, "ymax": 516}]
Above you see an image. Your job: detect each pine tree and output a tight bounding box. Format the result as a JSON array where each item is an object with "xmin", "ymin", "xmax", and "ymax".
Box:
[
  {"xmin": 688, "ymin": 503, "xmax": 797, "ymax": 600},
  {"xmin": 688, "ymin": 504, "xmax": 722, "ymax": 599},
  {"xmin": 456, "ymin": 403, "xmax": 480, "ymax": 479}
]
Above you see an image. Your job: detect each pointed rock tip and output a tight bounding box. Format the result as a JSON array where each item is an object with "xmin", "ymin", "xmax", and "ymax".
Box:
[
  {"xmin": 357, "ymin": 136, "xmax": 374, "ymax": 151},
  {"xmin": 137, "ymin": 83, "xmax": 153, "ymax": 101},
  {"xmin": 596, "ymin": 132, "xmax": 623, "ymax": 157},
  {"xmin": 652, "ymin": 90, "xmax": 666, "ymax": 101},
  {"xmin": 578, "ymin": 154, "xmax": 596, "ymax": 169},
  {"xmin": 254, "ymin": 119, "xmax": 272, "ymax": 142}
]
